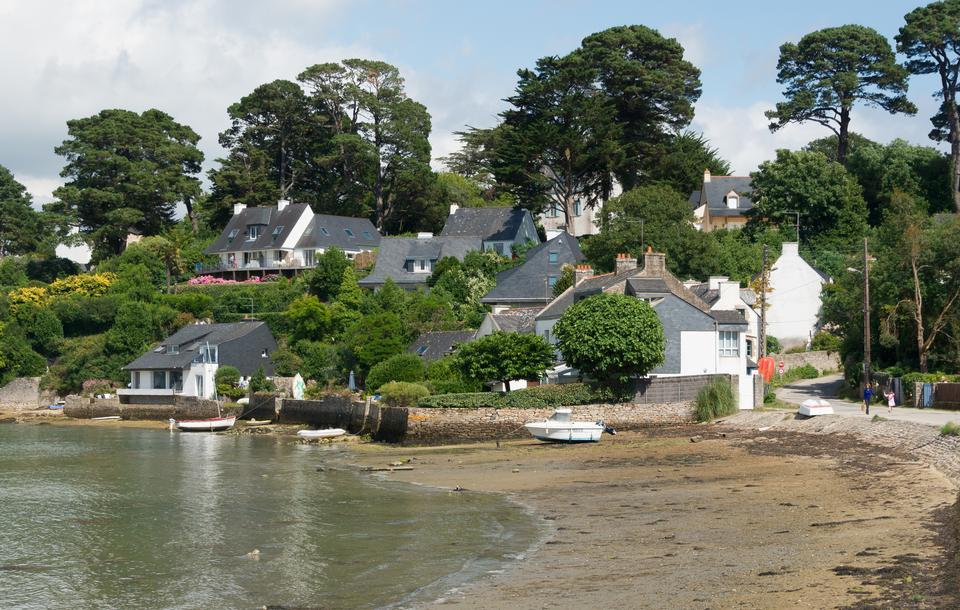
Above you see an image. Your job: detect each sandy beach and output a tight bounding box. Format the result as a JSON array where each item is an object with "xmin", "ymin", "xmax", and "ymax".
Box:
[{"xmin": 352, "ymin": 424, "xmax": 959, "ymax": 609}]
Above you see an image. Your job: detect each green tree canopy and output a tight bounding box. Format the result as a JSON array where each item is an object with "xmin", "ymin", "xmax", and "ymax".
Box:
[
  {"xmin": 454, "ymin": 332, "xmax": 555, "ymax": 391},
  {"xmin": 767, "ymin": 25, "xmax": 916, "ymax": 164},
  {"xmin": 285, "ymin": 295, "xmax": 331, "ymax": 343},
  {"xmin": 365, "ymin": 353, "xmax": 426, "ymax": 391},
  {"xmin": 306, "ymin": 247, "xmax": 350, "ymax": 301},
  {"xmin": 553, "ymin": 293, "xmax": 664, "ymax": 382},
  {"xmin": 346, "ymin": 312, "xmax": 404, "ymax": 375},
  {"xmin": 0, "ymin": 165, "xmax": 46, "ymax": 256},
  {"xmin": 50, "ymin": 109, "xmax": 204, "ymax": 260},
  {"xmin": 639, "ymin": 130, "xmax": 731, "ymax": 195}
]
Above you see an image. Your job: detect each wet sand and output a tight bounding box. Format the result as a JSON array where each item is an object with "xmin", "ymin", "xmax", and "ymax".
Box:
[{"xmin": 352, "ymin": 426, "xmax": 958, "ymax": 609}]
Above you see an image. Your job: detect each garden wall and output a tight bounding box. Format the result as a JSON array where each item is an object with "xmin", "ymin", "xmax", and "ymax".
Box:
[
  {"xmin": 64, "ymin": 395, "xmax": 236, "ymax": 420},
  {"xmin": 770, "ymin": 350, "xmax": 840, "ymax": 373}
]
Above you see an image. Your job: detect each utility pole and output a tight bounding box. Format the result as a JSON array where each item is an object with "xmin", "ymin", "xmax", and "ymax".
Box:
[
  {"xmin": 863, "ymin": 237, "xmax": 871, "ymax": 391},
  {"xmin": 760, "ymin": 244, "xmax": 768, "ymax": 358}
]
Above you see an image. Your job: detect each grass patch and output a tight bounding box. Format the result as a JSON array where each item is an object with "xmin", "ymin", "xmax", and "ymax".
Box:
[
  {"xmin": 940, "ymin": 421, "xmax": 960, "ymax": 437},
  {"xmin": 695, "ymin": 377, "xmax": 737, "ymax": 422},
  {"xmin": 768, "ymin": 364, "xmax": 820, "ymax": 388},
  {"xmin": 871, "ymin": 414, "xmax": 887, "ymax": 422}
]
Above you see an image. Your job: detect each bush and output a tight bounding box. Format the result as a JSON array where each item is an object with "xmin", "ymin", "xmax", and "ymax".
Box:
[
  {"xmin": 766, "ymin": 336, "xmax": 782, "ymax": 354},
  {"xmin": 417, "ymin": 383, "xmax": 631, "ymax": 409},
  {"xmin": 785, "ymin": 345, "xmax": 807, "ymax": 354},
  {"xmin": 811, "ymin": 331, "xmax": 841, "ymax": 353},
  {"xmin": 215, "ymin": 365, "xmax": 244, "ymax": 400},
  {"xmin": 763, "ymin": 386, "xmax": 777, "ymax": 404},
  {"xmin": 795, "ymin": 364, "xmax": 819, "ymax": 379},
  {"xmin": 379, "ymin": 381, "xmax": 430, "ymax": 407},
  {"xmin": 249, "ymin": 366, "xmax": 275, "ymax": 394},
  {"xmin": 366, "ymin": 354, "xmax": 426, "ymax": 392},
  {"xmin": 941, "ymin": 421, "xmax": 960, "ymax": 437},
  {"xmin": 424, "ymin": 357, "xmax": 482, "ymax": 394},
  {"xmin": 51, "ymin": 295, "xmax": 117, "ymax": 336},
  {"xmin": 694, "ymin": 377, "xmax": 736, "ymax": 422}
]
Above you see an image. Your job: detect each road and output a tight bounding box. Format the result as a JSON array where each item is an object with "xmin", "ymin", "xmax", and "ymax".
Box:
[{"xmin": 775, "ymin": 373, "xmax": 960, "ymax": 428}]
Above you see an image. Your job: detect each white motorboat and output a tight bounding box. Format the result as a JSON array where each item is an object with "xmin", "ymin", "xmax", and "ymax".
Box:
[
  {"xmin": 175, "ymin": 416, "xmax": 236, "ymax": 432},
  {"xmin": 297, "ymin": 428, "xmax": 347, "ymax": 439},
  {"xmin": 798, "ymin": 398, "xmax": 834, "ymax": 417},
  {"xmin": 524, "ymin": 409, "xmax": 605, "ymax": 443}
]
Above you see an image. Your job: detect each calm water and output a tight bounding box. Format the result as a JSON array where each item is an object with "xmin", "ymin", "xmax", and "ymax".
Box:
[{"xmin": 0, "ymin": 425, "xmax": 538, "ymax": 609}]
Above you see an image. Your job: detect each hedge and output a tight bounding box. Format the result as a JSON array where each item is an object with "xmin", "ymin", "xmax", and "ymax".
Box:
[{"xmin": 416, "ymin": 383, "xmax": 632, "ymax": 409}]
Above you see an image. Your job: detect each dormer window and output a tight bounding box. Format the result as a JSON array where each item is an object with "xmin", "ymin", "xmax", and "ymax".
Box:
[
  {"xmin": 726, "ymin": 192, "xmax": 739, "ymax": 209},
  {"xmin": 248, "ymin": 225, "xmax": 262, "ymax": 240},
  {"xmin": 166, "ymin": 344, "xmax": 179, "ymax": 355},
  {"xmin": 226, "ymin": 229, "xmax": 239, "ymax": 243}
]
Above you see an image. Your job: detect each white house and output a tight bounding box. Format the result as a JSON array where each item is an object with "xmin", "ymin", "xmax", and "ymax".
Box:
[
  {"xmin": 686, "ymin": 276, "xmax": 762, "ymax": 363},
  {"xmin": 766, "ymin": 242, "xmax": 829, "ymax": 349},
  {"xmin": 118, "ymin": 321, "xmax": 277, "ymax": 403}
]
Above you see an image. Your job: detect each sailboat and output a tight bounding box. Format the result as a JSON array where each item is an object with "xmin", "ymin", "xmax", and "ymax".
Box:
[{"xmin": 175, "ymin": 342, "xmax": 237, "ymax": 432}]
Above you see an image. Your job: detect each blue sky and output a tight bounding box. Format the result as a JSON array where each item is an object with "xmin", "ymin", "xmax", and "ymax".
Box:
[{"xmin": 0, "ymin": 0, "xmax": 945, "ymax": 211}]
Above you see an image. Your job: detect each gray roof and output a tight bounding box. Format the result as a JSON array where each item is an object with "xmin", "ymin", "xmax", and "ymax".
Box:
[
  {"xmin": 481, "ymin": 233, "xmax": 584, "ymax": 304},
  {"xmin": 711, "ymin": 310, "xmax": 749, "ymax": 326},
  {"xmin": 295, "ymin": 214, "xmax": 380, "ymax": 251},
  {"xmin": 440, "ymin": 207, "xmax": 531, "ymax": 241},
  {"xmin": 689, "ymin": 284, "xmax": 720, "ymax": 306},
  {"xmin": 486, "ymin": 308, "xmax": 539, "ymax": 334},
  {"xmin": 123, "ymin": 321, "xmax": 272, "ymax": 370},
  {"xmin": 205, "ymin": 204, "xmax": 311, "ymax": 254},
  {"xmin": 407, "ymin": 330, "xmax": 476, "ymax": 362},
  {"xmin": 358, "ymin": 236, "xmax": 482, "ymax": 287},
  {"xmin": 691, "ymin": 176, "xmax": 754, "ymax": 212}
]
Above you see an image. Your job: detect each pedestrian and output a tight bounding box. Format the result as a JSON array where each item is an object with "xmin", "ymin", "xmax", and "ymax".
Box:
[
  {"xmin": 863, "ymin": 383, "xmax": 873, "ymax": 415},
  {"xmin": 884, "ymin": 389, "xmax": 896, "ymax": 414}
]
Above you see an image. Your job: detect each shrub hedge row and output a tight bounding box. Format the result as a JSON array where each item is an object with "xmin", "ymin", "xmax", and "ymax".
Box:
[{"xmin": 416, "ymin": 383, "xmax": 632, "ymax": 409}]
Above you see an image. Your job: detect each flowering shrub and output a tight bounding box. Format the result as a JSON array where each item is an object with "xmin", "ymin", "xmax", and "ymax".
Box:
[
  {"xmin": 188, "ymin": 274, "xmax": 282, "ymax": 285},
  {"xmin": 49, "ymin": 273, "xmax": 117, "ymax": 297},
  {"xmin": 8, "ymin": 286, "xmax": 50, "ymax": 312},
  {"xmin": 82, "ymin": 378, "xmax": 117, "ymax": 396}
]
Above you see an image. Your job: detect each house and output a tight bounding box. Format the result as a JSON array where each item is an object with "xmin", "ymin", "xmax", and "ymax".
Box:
[
  {"xmin": 686, "ymin": 276, "xmax": 762, "ymax": 364},
  {"xmin": 358, "ymin": 235, "xmax": 482, "ymax": 290},
  {"xmin": 407, "ymin": 330, "xmax": 477, "ymax": 362},
  {"xmin": 535, "ymin": 250, "xmax": 755, "ymax": 408},
  {"xmin": 118, "ymin": 321, "xmax": 277, "ymax": 403},
  {"xmin": 689, "ymin": 170, "xmax": 754, "ymax": 232},
  {"xmin": 766, "ymin": 242, "xmax": 830, "ymax": 349},
  {"xmin": 476, "ymin": 308, "xmax": 540, "ymax": 337},
  {"xmin": 480, "ymin": 232, "xmax": 585, "ymax": 312},
  {"xmin": 540, "ymin": 199, "xmax": 603, "ymax": 237},
  {"xmin": 203, "ymin": 200, "xmax": 380, "ymax": 278},
  {"xmin": 439, "ymin": 205, "xmax": 540, "ymax": 255}
]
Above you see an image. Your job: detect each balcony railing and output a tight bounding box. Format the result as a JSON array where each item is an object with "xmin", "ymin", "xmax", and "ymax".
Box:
[{"xmin": 195, "ymin": 259, "xmax": 314, "ymax": 274}]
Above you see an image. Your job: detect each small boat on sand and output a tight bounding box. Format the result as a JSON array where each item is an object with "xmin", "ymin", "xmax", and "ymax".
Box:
[
  {"xmin": 91, "ymin": 415, "xmax": 121, "ymax": 421},
  {"xmin": 243, "ymin": 419, "xmax": 273, "ymax": 427},
  {"xmin": 297, "ymin": 428, "xmax": 347, "ymax": 439},
  {"xmin": 798, "ymin": 398, "xmax": 834, "ymax": 417},
  {"xmin": 524, "ymin": 409, "xmax": 606, "ymax": 443},
  {"xmin": 175, "ymin": 416, "xmax": 236, "ymax": 432}
]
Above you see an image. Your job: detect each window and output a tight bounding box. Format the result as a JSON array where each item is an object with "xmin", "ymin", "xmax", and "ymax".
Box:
[
  {"xmin": 548, "ymin": 275, "xmax": 557, "ymax": 287},
  {"xmin": 419, "ymin": 259, "xmax": 427, "ymax": 272},
  {"xmin": 195, "ymin": 375, "xmax": 204, "ymax": 397},
  {"xmin": 404, "ymin": 259, "xmax": 414, "ymax": 272},
  {"xmin": 226, "ymin": 229, "xmax": 239, "ymax": 243},
  {"xmin": 416, "ymin": 345, "xmax": 428, "ymax": 356},
  {"xmin": 319, "ymin": 227, "xmax": 329, "ymax": 236},
  {"xmin": 573, "ymin": 200, "xmax": 581, "ymax": 216},
  {"xmin": 272, "ymin": 225, "xmax": 285, "ymax": 239},
  {"xmin": 493, "ymin": 243, "xmax": 504, "ymax": 255},
  {"xmin": 362, "ymin": 230, "xmax": 373, "ymax": 239},
  {"xmin": 133, "ymin": 371, "xmax": 141, "ymax": 389},
  {"xmin": 166, "ymin": 344, "xmax": 179, "ymax": 355},
  {"xmin": 303, "ymin": 250, "xmax": 315, "ymax": 267},
  {"xmin": 274, "ymin": 250, "xmax": 284, "ymax": 262},
  {"xmin": 746, "ymin": 338, "xmax": 754, "ymax": 358},
  {"xmin": 548, "ymin": 206, "xmax": 559, "ymax": 218},
  {"xmin": 153, "ymin": 371, "xmax": 166, "ymax": 389},
  {"xmin": 344, "ymin": 228, "xmax": 355, "ymax": 237},
  {"xmin": 542, "ymin": 329, "xmax": 551, "ymax": 343},
  {"xmin": 302, "ymin": 224, "xmax": 314, "ymax": 236},
  {"xmin": 247, "ymin": 225, "xmax": 262, "ymax": 240},
  {"xmin": 719, "ymin": 331, "xmax": 739, "ymax": 357},
  {"xmin": 548, "ymin": 251, "xmax": 559, "ymax": 264},
  {"xmin": 170, "ymin": 371, "xmax": 183, "ymax": 392}
]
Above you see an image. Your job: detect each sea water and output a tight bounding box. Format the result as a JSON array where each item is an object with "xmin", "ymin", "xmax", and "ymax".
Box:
[{"xmin": 0, "ymin": 425, "xmax": 538, "ymax": 609}]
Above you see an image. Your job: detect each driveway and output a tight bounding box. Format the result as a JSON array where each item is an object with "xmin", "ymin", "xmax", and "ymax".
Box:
[{"xmin": 775, "ymin": 373, "xmax": 960, "ymax": 428}]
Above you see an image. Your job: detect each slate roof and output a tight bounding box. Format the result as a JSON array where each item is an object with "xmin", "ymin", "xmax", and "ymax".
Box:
[
  {"xmin": 711, "ymin": 310, "xmax": 748, "ymax": 326},
  {"xmin": 485, "ymin": 308, "xmax": 539, "ymax": 334},
  {"xmin": 481, "ymin": 233, "xmax": 585, "ymax": 303},
  {"xmin": 123, "ymin": 321, "xmax": 271, "ymax": 370},
  {"xmin": 440, "ymin": 207, "xmax": 531, "ymax": 241},
  {"xmin": 206, "ymin": 204, "xmax": 311, "ymax": 254},
  {"xmin": 407, "ymin": 330, "xmax": 476, "ymax": 362},
  {"xmin": 689, "ymin": 284, "xmax": 720, "ymax": 306},
  {"xmin": 295, "ymin": 214, "xmax": 380, "ymax": 251},
  {"xmin": 358, "ymin": 236, "xmax": 482, "ymax": 287},
  {"xmin": 690, "ymin": 176, "xmax": 755, "ymax": 212}
]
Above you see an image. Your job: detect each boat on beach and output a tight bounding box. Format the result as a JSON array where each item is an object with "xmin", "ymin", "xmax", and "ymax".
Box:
[
  {"xmin": 297, "ymin": 428, "xmax": 347, "ymax": 439},
  {"xmin": 798, "ymin": 398, "xmax": 834, "ymax": 417},
  {"xmin": 524, "ymin": 408, "xmax": 605, "ymax": 443},
  {"xmin": 175, "ymin": 416, "xmax": 237, "ymax": 432}
]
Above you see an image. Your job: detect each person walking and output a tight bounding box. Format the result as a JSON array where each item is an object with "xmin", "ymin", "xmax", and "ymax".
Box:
[
  {"xmin": 863, "ymin": 383, "xmax": 873, "ymax": 415},
  {"xmin": 884, "ymin": 388, "xmax": 896, "ymax": 414}
]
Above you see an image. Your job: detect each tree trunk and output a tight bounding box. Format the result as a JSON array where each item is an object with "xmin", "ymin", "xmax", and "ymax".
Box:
[
  {"xmin": 165, "ymin": 264, "xmax": 172, "ymax": 295},
  {"xmin": 184, "ymin": 195, "xmax": 198, "ymax": 233},
  {"xmin": 950, "ymin": 103, "xmax": 960, "ymax": 213},
  {"xmin": 373, "ymin": 117, "xmax": 385, "ymax": 231},
  {"xmin": 503, "ymin": 379, "xmax": 511, "ymax": 392},
  {"xmin": 837, "ymin": 106, "xmax": 851, "ymax": 165},
  {"xmin": 563, "ymin": 152, "xmax": 575, "ymax": 235},
  {"xmin": 911, "ymin": 255, "xmax": 927, "ymax": 373}
]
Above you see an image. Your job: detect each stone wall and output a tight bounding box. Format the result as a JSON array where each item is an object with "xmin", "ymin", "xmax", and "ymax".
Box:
[
  {"xmin": 280, "ymin": 395, "xmax": 371, "ymax": 433},
  {"xmin": 64, "ymin": 394, "xmax": 234, "ymax": 420},
  {"xmin": 404, "ymin": 402, "xmax": 695, "ymax": 444},
  {"xmin": 631, "ymin": 374, "xmax": 733, "ymax": 404},
  {"xmin": 0, "ymin": 377, "xmax": 41, "ymax": 410},
  {"xmin": 770, "ymin": 350, "xmax": 840, "ymax": 373}
]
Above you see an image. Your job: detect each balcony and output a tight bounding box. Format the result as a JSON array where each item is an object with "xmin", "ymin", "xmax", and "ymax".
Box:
[{"xmin": 194, "ymin": 258, "xmax": 313, "ymax": 275}]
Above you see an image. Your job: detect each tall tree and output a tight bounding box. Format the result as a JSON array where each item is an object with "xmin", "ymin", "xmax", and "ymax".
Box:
[
  {"xmin": 205, "ymin": 145, "xmax": 279, "ymax": 230},
  {"xmin": 766, "ymin": 25, "xmax": 916, "ymax": 164},
  {"xmin": 898, "ymin": 1, "xmax": 960, "ymax": 212},
  {"xmin": 639, "ymin": 130, "xmax": 731, "ymax": 194},
  {"xmin": 50, "ymin": 109, "xmax": 203, "ymax": 261},
  {"xmin": 0, "ymin": 164, "xmax": 45, "ymax": 256}
]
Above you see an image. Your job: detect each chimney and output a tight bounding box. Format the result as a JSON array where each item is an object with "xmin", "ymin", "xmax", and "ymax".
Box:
[
  {"xmin": 233, "ymin": 203, "xmax": 247, "ymax": 216},
  {"xmin": 449, "ymin": 203, "xmax": 459, "ymax": 215},
  {"xmin": 574, "ymin": 264, "xmax": 594, "ymax": 286},
  {"xmin": 614, "ymin": 252, "xmax": 637, "ymax": 274},
  {"xmin": 643, "ymin": 246, "xmax": 666, "ymax": 277},
  {"xmin": 277, "ymin": 199, "xmax": 289, "ymax": 212},
  {"xmin": 416, "ymin": 232, "xmax": 433, "ymax": 239},
  {"xmin": 703, "ymin": 168, "xmax": 712, "ymax": 184},
  {"xmin": 718, "ymin": 280, "xmax": 739, "ymax": 304},
  {"xmin": 707, "ymin": 275, "xmax": 729, "ymax": 290}
]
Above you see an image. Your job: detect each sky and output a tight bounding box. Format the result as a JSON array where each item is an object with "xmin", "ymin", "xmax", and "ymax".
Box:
[{"xmin": 0, "ymin": 0, "xmax": 948, "ymax": 213}]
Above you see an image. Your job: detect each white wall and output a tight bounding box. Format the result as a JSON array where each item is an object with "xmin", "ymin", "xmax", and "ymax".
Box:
[
  {"xmin": 185, "ymin": 362, "xmax": 218, "ymax": 399},
  {"xmin": 280, "ymin": 207, "xmax": 314, "ymax": 250},
  {"xmin": 679, "ymin": 331, "xmax": 716, "ymax": 375},
  {"xmin": 767, "ymin": 243, "xmax": 826, "ymax": 349}
]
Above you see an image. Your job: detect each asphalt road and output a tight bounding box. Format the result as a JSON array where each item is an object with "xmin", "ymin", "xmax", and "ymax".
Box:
[{"xmin": 775, "ymin": 373, "xmax": 960, "ymax": 428}]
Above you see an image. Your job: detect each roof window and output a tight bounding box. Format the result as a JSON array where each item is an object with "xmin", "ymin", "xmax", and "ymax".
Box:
[
  {"xmin": 319, "ymin": 227, "xmax": 329, "ymax": 236},
  {"xmin": 227, "ymin": 229, "xmax": 239, "ymax": 243},
  {"xmin": 362, "ymin": 230, "xmax": 372, "ymax": 239},
  {"xmin": 344, "ymin": 228, "xmax": 355, "ymax": 237},
  {"xmin": 272, "ymin": 225, "xmax": 285, "ymax": 239},
  {"xmin": 416, "ymin": 345, "xmax": 428, "ymax": 356}
]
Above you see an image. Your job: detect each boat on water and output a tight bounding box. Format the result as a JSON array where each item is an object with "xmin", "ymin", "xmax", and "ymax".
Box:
[
  {"xmin": 524, "ymin": 409, "xmax": 605, "ymax": 443},
  {"xmin": 297, "ymin": 428, "xmax": 347, "ymax": 439},
  {"xmin": 798, "ymin": 398, "xmax": 834, "ymax": 417},
  {"xmin": 175, "ymin": 416, "xmax": 237, "ymax": 432}
]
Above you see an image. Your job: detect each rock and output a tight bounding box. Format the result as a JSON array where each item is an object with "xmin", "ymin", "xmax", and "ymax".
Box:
[
  {"xmin": 245, "ymin": 549, "xmax": 260, "ymax": 559},
  {"xmin": 690, "ymin": 435, "xmax": 703, "ymax": 443},
  {"xmin": 0, "ymin": 417, "xmax": 16, "ymax": 424},
  {"xmin": 512, "ymin": 468, "xmax": 520, "ymax": 473}
]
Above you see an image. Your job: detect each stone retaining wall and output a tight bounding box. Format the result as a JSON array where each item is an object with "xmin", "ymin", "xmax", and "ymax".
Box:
[
  {"xmin": 405, "ymin": 402, "xmax": 695, "ymax": 444},
  {"xmin": 0, "ymin": 377, "xmax": 41, "ymax": 410},
  {"xmin": 770, "ymin": 350, "xmax": 840, "ymax": 373},
  {"xmin": 64, "ymin": 394, "xmax": 233, "ymax": 420}
]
